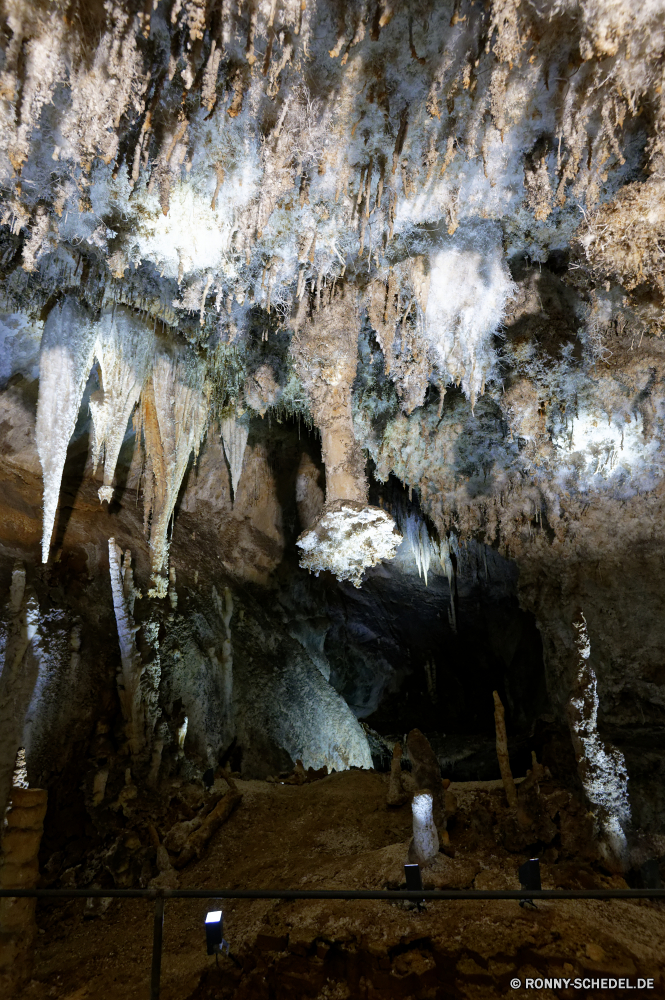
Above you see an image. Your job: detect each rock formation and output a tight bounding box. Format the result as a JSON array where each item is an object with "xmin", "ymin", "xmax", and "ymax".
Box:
[
  {"xmin": 293, "ymin": 292, "xmax": 402, "ymax": 585},
  {"xmin": 408, "ymin": 789, "xmax": 439, "ymax": 867},
  {"xmin": 0, "ymin": 4, "xmax": 665, "ymax": 971},
  {"xmin": 35, "ymin": 297, "xmax": 96, "ymax": 563},
  {"xmin": 0, "ymin": 757, "xmax": 47, "ymax": 995}
]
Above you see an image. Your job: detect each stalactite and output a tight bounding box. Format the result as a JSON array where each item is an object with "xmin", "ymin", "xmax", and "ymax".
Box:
[
  {"xmin": 36, "ymin": 297, "xmax": 96, "ymax": 563},
  {"xmin": 140, "ymin": 343, "xmax": 209, "ymax": 595},
  {"xmin": 220, "ymin": 413, "xmax": 250, "ymax": 502},
  {"xmin": 90, "ymin": 306, "xmax": 154, "ymax": 504}
]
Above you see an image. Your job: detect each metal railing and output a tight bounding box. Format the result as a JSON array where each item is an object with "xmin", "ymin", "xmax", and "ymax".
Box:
[{"xmin": 3, "ymin": 886, "xmax": 664, "ymax": 999}]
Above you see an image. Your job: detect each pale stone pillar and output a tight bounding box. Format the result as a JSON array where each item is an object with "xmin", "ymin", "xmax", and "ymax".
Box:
[{"xmin": 0, "ymin": 786, "xmax": 48, "ymax": 993}]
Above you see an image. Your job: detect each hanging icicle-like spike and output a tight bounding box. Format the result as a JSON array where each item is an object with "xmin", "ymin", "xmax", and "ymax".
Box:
[
  {"xmin": 90, "ymin": 306, "xmax": 155, "ymax": 504},
  {"xmin": 36, "ymin": 296, "xmax": 97, "ymax": 564},
  {"xmin": 141, "ymin": 342, "xmax": 210, "ymax": 596},
  {"xmin": 220, "ymin": 412, "xmax": 250, "ymax": 502}
]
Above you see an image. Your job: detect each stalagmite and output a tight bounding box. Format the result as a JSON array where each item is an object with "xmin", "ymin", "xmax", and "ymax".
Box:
[
  {"xmin": 174, "ymin": 773, "xmax": 242, "ymax": 868},
  {"xmin": 387, "ymin": 742, "xmax": 408, "ymax": 806},
  {"xmin": 36, "ymin": 297, "xmax": 96, "ymax": 562},
  {"xmin": 220, "ymin": 413, "xmax": 250, "ymax": 502},
  {"xmin": 493, "ymin": 690, "xmax": 517, "ymax": 808},
  {"xmin": 90, "ymin": 306, "xmax": 154, "ymax": 503},
  {"xmin": 0, "ymin": 565, "xmax": 40, "ymax": 826},
  {"xmin": 408, "ymin": 790, "xmax": 439, "ymax": 867},
  {"xmin": 147, "ymin": 824, "xmax": 179, "ymax": 890},
  {"xmin": 292, "ymin": 293, "xmax": 401, "ymax": 586},
  {"xmin": 407, "ymin": 728, "xmax": 446, "ymax": 829},
  {"xmin": 108, "ymin": 539, "xmax": 146, "ymax": 757},
  {"xmin": 567, "ymin": 611, "xmax": 631, "ymax": 867},
  {"xmin": 141, "ymin": 343, "xmax": 209, "ymax": 595},
  {"xmin": 219, "ymin": 587, "xmax": 234, "ymax": 745}
]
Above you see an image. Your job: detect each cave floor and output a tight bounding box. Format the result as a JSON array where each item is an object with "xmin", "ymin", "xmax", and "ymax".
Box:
[{"xmin": 16, "ymin": 770, "xmax": 665, "ymax": 1000}]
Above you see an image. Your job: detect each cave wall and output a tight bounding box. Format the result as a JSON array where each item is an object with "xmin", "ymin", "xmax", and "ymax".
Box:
[{"xmin": 1, "ymin": 0, "xmax": 665, "ymax": 868}]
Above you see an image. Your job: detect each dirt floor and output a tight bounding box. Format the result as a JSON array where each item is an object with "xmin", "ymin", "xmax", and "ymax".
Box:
[{"xmin": 12, "ymin": 770, "xmax": 665, "ymax": 999}]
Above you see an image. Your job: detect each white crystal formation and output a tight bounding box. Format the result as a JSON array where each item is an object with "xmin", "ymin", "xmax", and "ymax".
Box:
[
  {"xmin": 424, "ymin": 226, "xmax": 515, "ymax": 408},
  {"xmin": 410, "ymin": 790, "xmax": 440, "ymax": 867},
  {"xmin": 296, "ymin": 500, "xmax": 403, "ymax": 588},
  {"xmin": 567, "ymin": 611, "xmax": 631, "ymax": 866}
]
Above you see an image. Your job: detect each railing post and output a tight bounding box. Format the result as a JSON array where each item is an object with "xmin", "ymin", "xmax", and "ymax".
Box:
[{"xmin": 150, "ymin": 896, "xmax": 165, "ymax": 1000}]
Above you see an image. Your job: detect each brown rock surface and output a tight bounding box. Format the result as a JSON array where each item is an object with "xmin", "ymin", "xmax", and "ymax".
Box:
[{"xmin": 10, "ymin": 771, "xmax": 664, "ymax": 1000}]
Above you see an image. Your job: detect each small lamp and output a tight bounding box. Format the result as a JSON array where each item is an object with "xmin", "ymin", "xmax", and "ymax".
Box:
[
  {"xmin": 404, "ymin": 864, "xmax": 423, "ymax": 892},
  {"xmin": 404, "ymin": 863, "xmax": 424, "ymax": 905},
  {"xmin": 518, "ymin": 857, "xmax": 541, "ymax": 908},
  {"xmin": 205, "ymin": 910, "xmax": 228, "ymax": 956}
]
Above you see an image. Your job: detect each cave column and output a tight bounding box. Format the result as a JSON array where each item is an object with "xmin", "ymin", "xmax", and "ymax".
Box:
[{"xmin": 291, "ymin": 291, "xmax": 401, "ymax": 586}]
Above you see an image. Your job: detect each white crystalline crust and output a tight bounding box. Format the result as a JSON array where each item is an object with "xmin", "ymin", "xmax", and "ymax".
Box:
[
  {"xmin": 296, "ymin": 503, "xmax": 402, "ymax": 588},
  {"xmin": 6, "ymin": 0, "xmax": 663, "ymax": 362},
  {"xmin": 568, "ymin": 613, "xmax": 631, "ymax": 864},
  {"xmin": 424, "ymin": 227, "xmax": 516, "ymax": 407},
  {"xmin": 411, "ymin": 790, "xmax": 439, "ymax": 867}
]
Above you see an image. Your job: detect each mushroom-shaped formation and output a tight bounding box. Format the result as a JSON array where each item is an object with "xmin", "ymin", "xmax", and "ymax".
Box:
[
  {"xmin": 408, "ymin": 789, "xmax": 440, "ymax": 867},
  {"xmin": 297, "ymin": 499, "xmax": 401, "ymax": 588},
  {"xmin": 291, "ymin": 292, "xmax": 401, "ymax": 586}
]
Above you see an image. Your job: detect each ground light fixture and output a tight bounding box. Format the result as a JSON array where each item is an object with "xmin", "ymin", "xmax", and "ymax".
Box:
[
  {"xmin": 205, "ymin": 908, "xmax": 230, "ymax": 957},
  {"xmin": 518, "ymin": 858, "xmax": 541, "ymax": 908}
]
